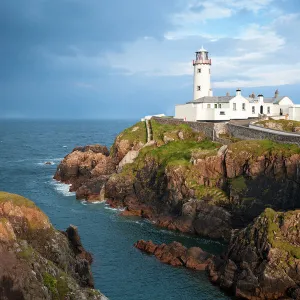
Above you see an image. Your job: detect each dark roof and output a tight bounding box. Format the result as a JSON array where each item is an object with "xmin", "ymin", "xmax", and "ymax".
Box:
[{"xmin": 187, "ymin": 96, "xmax": 235, "ymax": 104}]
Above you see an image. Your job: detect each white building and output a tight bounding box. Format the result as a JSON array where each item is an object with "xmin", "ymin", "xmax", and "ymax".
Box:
[{"xmin": 175, "ymin": 48, "xmax": 294, "ymax": 122}]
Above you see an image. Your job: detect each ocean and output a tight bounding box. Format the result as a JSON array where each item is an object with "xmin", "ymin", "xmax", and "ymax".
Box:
[{"xmin": 0, "ymin": 119, "xmax": 231, "ymax": 300}]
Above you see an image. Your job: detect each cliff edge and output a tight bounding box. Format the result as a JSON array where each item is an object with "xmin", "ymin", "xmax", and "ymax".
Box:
[{"xmin": 0, "ymin": 191, "xmax": 107, "ymax": 300}]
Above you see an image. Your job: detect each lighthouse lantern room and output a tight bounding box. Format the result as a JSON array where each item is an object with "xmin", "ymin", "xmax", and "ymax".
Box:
[{"xmin": 193, "ymin": 47, "xmax": 212, "ymax": 100}]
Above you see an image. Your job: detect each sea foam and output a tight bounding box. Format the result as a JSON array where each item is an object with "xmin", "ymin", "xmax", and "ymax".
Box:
[{"xmin": 51, "ymin": 180, "xmax": 75, "ymax": 197}]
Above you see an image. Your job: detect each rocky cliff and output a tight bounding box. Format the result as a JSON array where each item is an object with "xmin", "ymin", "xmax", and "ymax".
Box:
[
  {"xmin": 207, "ymin": 208, "xmax": 300, "ymax": 299},
  {"xmin": 0, "ymin": 191, "xmax": 106, "ymax": 300},
  {"xmin": 54, "ymin": 119, "xmax": 300, "ymax": 299},
  {"xmin": 55, "ymin": 120, "xmax": 300, "ymax": 240}
]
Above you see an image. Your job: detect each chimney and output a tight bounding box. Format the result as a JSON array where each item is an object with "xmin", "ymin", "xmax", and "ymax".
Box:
[
  {"xmin": 236, "ymin": 89, "xmax": 241, "ymax": 96},
  {"xmin": 226, "ymin": 92, "xmax": 230, "ymax": 96},
  {"xmin": 275, "ymin": 89, "xmax": 279, "ymax": 98},
  {"xmin": 258, "ymin": 94, "xmax": 264, "ymax": 103}
]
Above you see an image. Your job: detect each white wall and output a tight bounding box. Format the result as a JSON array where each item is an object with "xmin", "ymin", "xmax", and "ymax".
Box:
[
  {"xmin": 278, "ymin": 97, "xmax": 294, "ymax": 115},
  {"xmin": 196, "ymin": 106, "xmax": 230, "ymax": 121},
  {"xmin": 175, "ymin": 103, "xmax": 197, "ymax": 121},
  {"xmin": 193, "ymin": 63, "xmax": 211, "ymax": 100},
  {"xmin": 228, "ymin": 95, "xmax": 250, "ymax": 119},
  {"xmin": 175, "ymin": 103, "xmax": 230, "ymax": 121},
  {"xmin": 289, "ymin": 106, "xmax": 300, "ymax": 121}
]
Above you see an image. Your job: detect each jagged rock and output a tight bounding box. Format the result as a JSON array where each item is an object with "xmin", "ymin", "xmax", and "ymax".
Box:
[
  {"xmin": 54, "ymin": 144, "xmax": 116, "ymax": 200},
  {"xmin": 134, "ymin": 240, "xmax": 213, "ymax": 270},
  {"xmin": 207, "ymin": 209, "xmax": 300, "ymax": 299},
  {"xmin": 0, "ymin": 191, "xmax": 106, "ymax": 300}
]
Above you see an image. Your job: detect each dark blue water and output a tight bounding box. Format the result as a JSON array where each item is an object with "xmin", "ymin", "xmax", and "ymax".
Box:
[{"xmin": 0, "ymin": 120, "xmax": 230, "ymax": 300}]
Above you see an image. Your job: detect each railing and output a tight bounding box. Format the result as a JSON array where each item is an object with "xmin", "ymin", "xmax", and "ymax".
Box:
[{"xmin": 193, "ymin": 59, "xmax": 211, "ymax": 65}]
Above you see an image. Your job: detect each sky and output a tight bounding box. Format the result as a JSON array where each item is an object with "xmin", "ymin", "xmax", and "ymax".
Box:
[{"xmin": 1, "ymin": 0, "xmax": 300, "ymax": 119}]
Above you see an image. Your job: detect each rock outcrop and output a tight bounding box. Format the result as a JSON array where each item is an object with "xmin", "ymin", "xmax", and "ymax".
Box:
[
  {"xmin": 53, "ymin": 119, "xmax": 300, "ymax": 299},
  {"xmin": 0, "ymin": 191, "xmax": 107, "ymax": 300},
  {"xmin": 134, "ymin": 240, "xmax": 213, "ymax": 270},
  {"xmin": 55, "ymin": 120, "xmax": 300, "ymax": 240},
  {"xmin": 54, "ymin": 144, "xmax": 116, "ymax": 201},
  {"xmin": 207, "ymin": 208, "xmax": 300, "ymax": 299},
  {"xmin": 105, "ymin": 138, "xmax": 300, "ymax": 239}
]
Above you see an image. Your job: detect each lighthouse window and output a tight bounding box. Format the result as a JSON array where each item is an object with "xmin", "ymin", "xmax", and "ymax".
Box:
[
  {"xmin": 218, "ymin": 104, "xmax": 221, "ymax": 108},
  {"xmin": 242, "ymin": 103, "xmax": 246, "ymax": 111},
  {"xmin": 197, "ymin": 86, "xmax": 201, "ymax": 91},
  {"xmin": 198, "ymin": 69, "xmax": 201, "ymax": 73},
  {"xmin": 214, "ymin": 104, "xmax": 217, "ymax": 108},
  {"xmin": 267, "ymin": 107, "xmax": 270, "ymax": 114},
  {"xmin": 233, "ymin": 103, "xmax": 236, "ymax": 111},
  {"xmin": 207, "ymin": 104, "xmax": 211, "ymax": 108},
  {"xmin": 252, "ymin": 106, "xmax": 255, "ymax": 114}
]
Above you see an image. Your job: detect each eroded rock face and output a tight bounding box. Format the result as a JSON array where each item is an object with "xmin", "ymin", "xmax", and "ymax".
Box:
[
  {"xmin": 54, "ymin": 144, "xmax": 116, "ymax": 201},
  {"xmin": 134, "ymin": 240, "xmax": 213, "ymax": 270},
  {"xmin": 207, "ymin": 209, "xmax": 300, "ymax": 300},
  {"xmin": 0, "ymin": 192, "xmax": 107, "ymax": 300}
]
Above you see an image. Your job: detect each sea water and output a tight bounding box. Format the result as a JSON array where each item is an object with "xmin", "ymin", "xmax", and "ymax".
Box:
[{"xmin": 0, "ymin": 120, "xmax": 231, "ymax": 300}]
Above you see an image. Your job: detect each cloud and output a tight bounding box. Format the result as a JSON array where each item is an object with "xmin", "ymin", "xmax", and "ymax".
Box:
[
  {"xmin": 102, "ymin": 4, "xmax": 300, "ymax": 90},
  {"xmin": 1, "ymin": 0, "xmax": 300, "ymax": 119},
  {"xmin": 164, "ymin": 0, "xmax": 276, "ymax": 40}
]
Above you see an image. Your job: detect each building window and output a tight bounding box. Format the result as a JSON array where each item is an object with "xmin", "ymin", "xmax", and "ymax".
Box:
[
  {"xmin": 267, "ymin": 107, "xmax": 270, "ymax": 114},
  {"xmin": 242, "ymin": 103, "xmax": 246, "ymax": 111},
  {"xmin": 220, "ymin": 111, "xmax": 225, "ymax": 115},
  {"xmin": 207, "ymin": 104, "xmax": 211, "ymax": 108},
  {"xmin": 214, "ymin": 104, "xmax": 218, "ymax": 109},
  {"xmin": 198, "ymin": 68, "xmax": 201, "ymax": 73},
  {"xmin": 252, "ymin": 106, "xmax": 255, "ymax": 114},
  {"xmin": 233, "ymin": 103, "xmax": 236, "ymax": 111},
  {"xmin": 218, "ymin": 104, "xmax": 221, "ymax": 108},
  {"xmin": 197, "ymin": 86, "xmax": 201, "ymax": 91}
]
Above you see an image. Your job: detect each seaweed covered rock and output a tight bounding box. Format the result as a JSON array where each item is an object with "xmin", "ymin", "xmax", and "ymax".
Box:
[
  {"xmin": 207, "ymin": 208, "xmax": 300, "ymax": 299},
  {"xmin": 0, "ymin": 192, "xmax": 107, "ymax": 300}
]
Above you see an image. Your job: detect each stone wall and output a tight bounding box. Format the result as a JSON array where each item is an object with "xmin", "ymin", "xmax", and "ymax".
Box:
[
  {"xmin": 228, "ymin": 123, "xmax": 300, "ymax": 146},
  {"xmin": 151, "ymin": 117, "xmax": 300, "ymax": 146},
  {"xmin": 151, "ymin": 117, "xmax": 215, "ymax": 139}
]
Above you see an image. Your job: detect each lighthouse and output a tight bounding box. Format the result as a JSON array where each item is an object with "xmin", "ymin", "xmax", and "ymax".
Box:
[{"xmin": 193, "ymin": 47, "xmax": 212, "ymax": 100}]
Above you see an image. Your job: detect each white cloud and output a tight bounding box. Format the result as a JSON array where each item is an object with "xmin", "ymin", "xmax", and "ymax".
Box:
[
  {"xmin": 164, "ymin": 0, "xmax": 275, "ymax": 40},
  {"xmin": 42, "ymin": 1, "xmax": 300, "ymax": 91}
]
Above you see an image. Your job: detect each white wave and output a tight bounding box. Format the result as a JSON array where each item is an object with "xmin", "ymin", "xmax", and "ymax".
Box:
[
  {"xmin": 37, "ymin": 161, "xmax": 55, "ymax": 166},
  {"xmin": 36, "ymin": 158, "xmax": 64, "ymax": 166},
  {"xmin": 89, "ymin": 200, "xmax": 105, "ymax": 204},
  {"xmin": 104, "ymin": 204, "xmax": 125, "ymax": 212},
  {"xmin": 50, "ymin": 180, "xmax": 75, "ymax": 197},
  {"xmin": 63, "ymin": 146, "xmax": 68, "ymax": 148},
  {"xmin": 80, "ymin": 200, "xmax": 105, "ymax": 206}
]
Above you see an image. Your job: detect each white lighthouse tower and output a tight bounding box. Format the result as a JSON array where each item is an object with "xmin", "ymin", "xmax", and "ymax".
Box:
[{"xmin": 193, "ymin": 47, "xmax": 212, "ymax": 100}]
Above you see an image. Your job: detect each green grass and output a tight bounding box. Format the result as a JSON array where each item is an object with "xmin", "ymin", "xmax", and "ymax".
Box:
[
  {"xmin": 257, "ymin": 119, "xmax": 300, "ymax": 132},
  {"xmin": 118, "ymin": 121, "xmax": 147, "ymax": 143},
  {"xmin": 150, "ymin": 119, "xmax": 203, "ymax": 145},
  {"xmin": 228, "ymin": 140, "xmax": 300, "ymax": 157},
  {"xmin": 191, "ymin": 185, "xmax": 228, "ymax": 203},
  {"xmin": 43, "ymin": 272, "xmax": 71, "ymax": 300},
  {"xmin": 43, "ymin": 273, "xmax": 58, "ymax": 296},
  {"xmin": 263, "ymin": 208, "xmax": 300, "ymax": 259},
  {"xmin": 146, "ymin": 140, "xmax": 219, "ymax": 168},
  {"xmin": 0, "ymin": 192, "xmax": 37, "ymax": 208}
]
